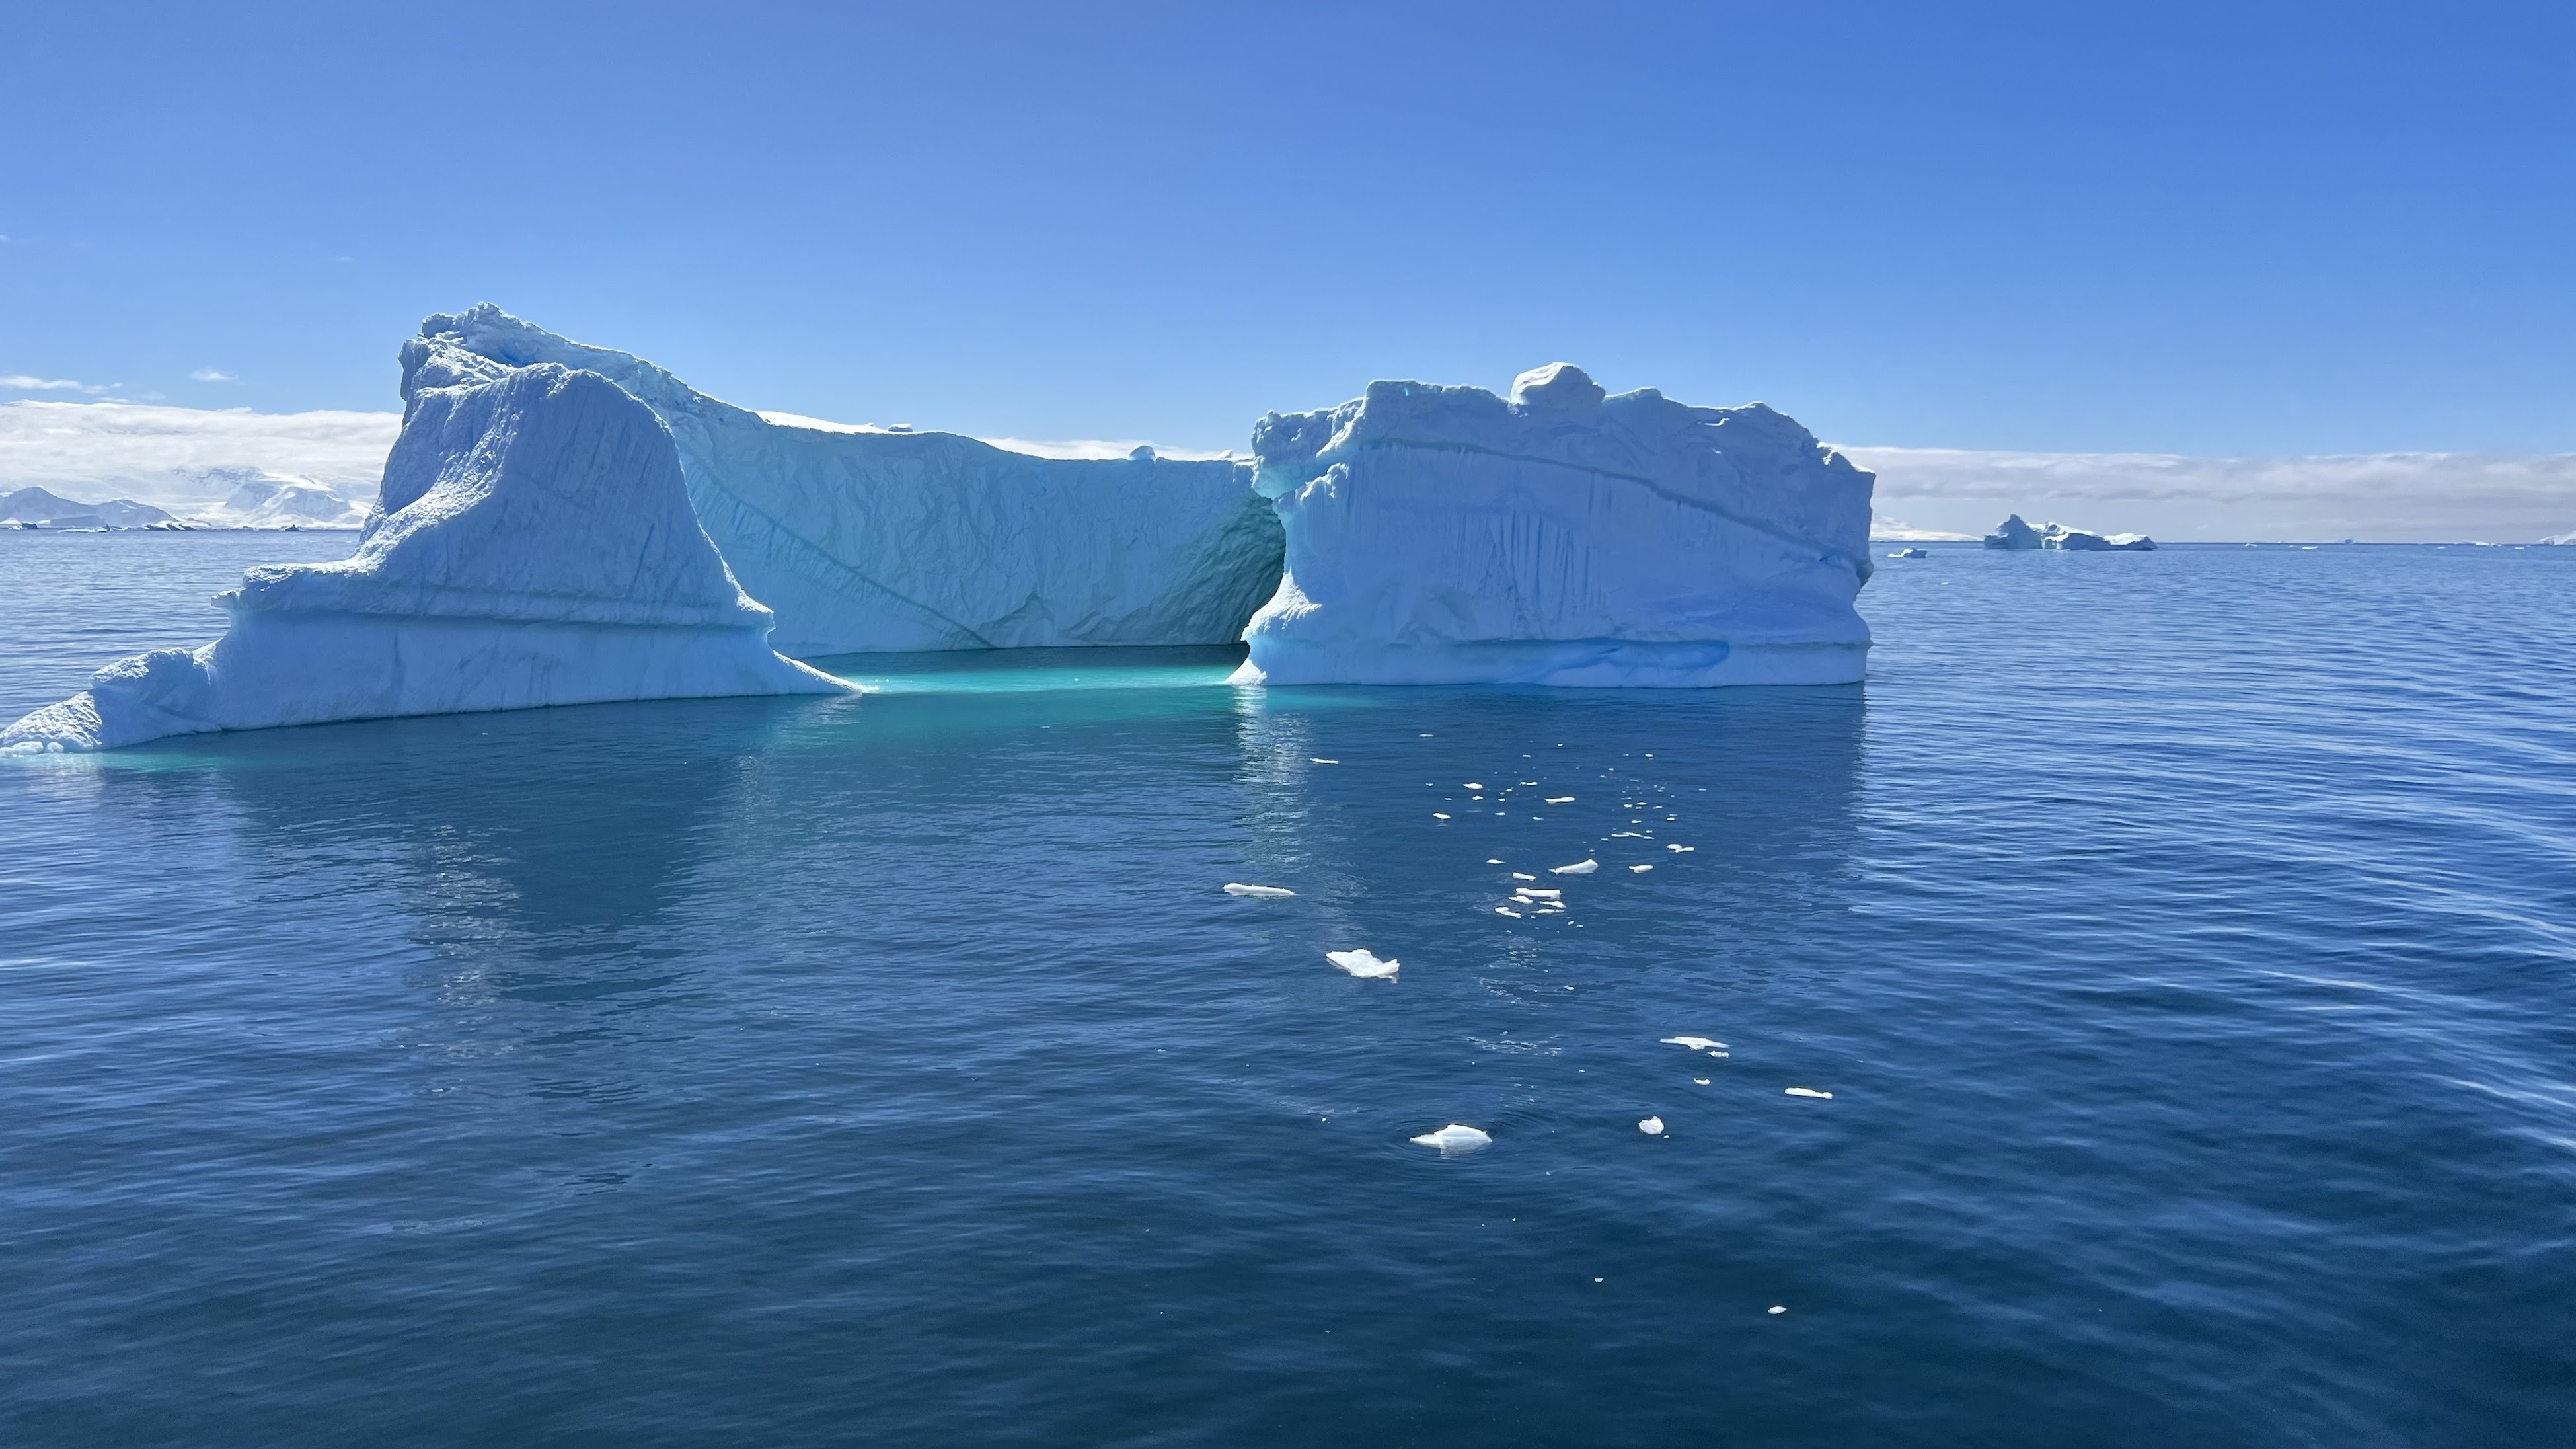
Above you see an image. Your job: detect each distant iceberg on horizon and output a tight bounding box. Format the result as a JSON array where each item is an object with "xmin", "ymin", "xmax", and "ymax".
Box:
[
  {"xmin": 1981, "ymin": 514, "xmax": 2157, "ymax": 551},
  {"xmin": 412, "ymin": 305, "xmax": 1282, "ymax": 656},
  {"xmin": 1230, "ymin": 363, "xmax": 1875, "ymax": 687},
  {"xmin": 2, "ymin": 345, "xmax": 844, "ymax": 753}
]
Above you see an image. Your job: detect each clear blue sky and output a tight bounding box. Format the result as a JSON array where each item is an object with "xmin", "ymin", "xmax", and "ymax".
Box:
[{"xmin": 4, "ymin": 1, "xmax": 2571, "ymax": 455}]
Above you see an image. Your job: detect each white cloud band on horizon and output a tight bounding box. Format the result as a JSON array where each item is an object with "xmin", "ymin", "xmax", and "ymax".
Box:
[
  {"xmin": 1838, "ymin": 445, "xmax": 2576, "ymax": 543},
  {"xmin": 5, "ymin": 399, "xmax": 2569, "ymax": 543},
  {"xmin": 0, "ymin": 399, "xmax": 398, "ymax": 506}
]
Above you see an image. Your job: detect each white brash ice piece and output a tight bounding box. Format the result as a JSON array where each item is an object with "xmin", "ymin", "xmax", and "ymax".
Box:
[
  {"xmin": 1326, "ymin": 949, "xmax": 1400, "ymax": 979},
  {"xmin": 1223, "ymin": 883, "xmax": 1295, "ymax": 898},
  {"xmin": 1784, "ymin": 1087, "xmax": 1833, "ymax": 1099},
  {"xmin": 1629, "ymin": 864, "xmax": 1653, "ymax": 873},
  {"xmin": 1638, "ymin": 1116, "xmax": 1666, "ymax": 1136},
  {"xmin": 1661, "ymin": 1036, "xmax": 1727, "ymax": 1052},
  {"xmin": 1550, "ymin": 859, "xmax": 1599, "ymax": 876},
  {"xmin": 1410, "ymin": 1124, "xmax": 1492, "ymax": 1154}
]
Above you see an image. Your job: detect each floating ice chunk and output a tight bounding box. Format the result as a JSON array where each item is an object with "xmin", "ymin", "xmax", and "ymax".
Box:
[
  {"xmin": 1311, "ymin": 757, "xmax": 1340, "ymax": 764},
  {"xmin": 1515, "ymin": 888, "xmax": 1561, "ymax": 900},
  {"xmin": 1628, "ymin": 864, "xmax": 1653, "ymax": 873},
  {"xmin": 1667, "ymin": 844, "xmax": 1695, "ymax": 853},
  {"xmin": 1326, "ymin": 949, "xmax": 1400, "ymax": 979},
  {"xmin": 1544, "ymin": 796, "xmax": 1575, "ymax": 804},
  {"xmin": 1550, "ymin": 859, "xmax": 1599, "ymax": 875},
  {"xmin": 1410, "ymin": 1124, "xmax": 1492, "ymax": 1154},
  {"xmin": 1511, "ymin": 871, "xmax": 1536, "ymax": 881},
  {"xmin": 1223, "ymin": 883, "xmax": 1295, "ymax": 898},
  {"xmin": 1638, "ymin": 1116, "xmax": 1665, "ymax": 1136},
  {"xmin": 1887, "ymin": 547, "xmax": 1928, "ymax": 559},
  {"xmin": 1661, "ymin": 1036, "xmax": 1727, "ymax": 1052},
  {"xmin": 1693, "ymin": 1077, "xmax": 1711, "ymax": 1085},
  {"xmin": 1768, "ymin": 1306, "xmax": 1786, "ymax": 1315},
  {"xmin": 1433, "ymin": 812, "xmax": 1451, "ymax": 820},
  {"xmin": 1495, "ymin": 906, "xmax": 1522, "ymax": 917},
  {"xmin": 1784, "ymin": 1087, "xmax": 1833, "ymax": 1099},
  {"xmin": 1463, "ymin": 782, "xmax": 1485, "ymax": 790},
  {"xmin": 1486, "ymin": 859, "xmax": 1505, "ymax": 865}
]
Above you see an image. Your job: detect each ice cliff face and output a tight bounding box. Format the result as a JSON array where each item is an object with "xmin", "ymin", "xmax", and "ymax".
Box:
[
  {"xmin": 408, "ymin": 305, "xmax": 1282, "ymax": 656},
  {"xmin": 3, "ymin": 354, "xmax": 845, "ymax": 752},
  {"xmin": 1982, "ymin": 514, "xmax": 2157, "ymax": 551},
  {"xmin": 1231, "ymin": 364, "xmax": 1875, "ymax": 687}
]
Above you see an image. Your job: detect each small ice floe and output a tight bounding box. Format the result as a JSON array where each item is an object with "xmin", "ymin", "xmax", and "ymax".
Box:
[
  {"xmin": 1667, "ymin": 844, "xmax": 1695, "ymax": 853},
  {"xmin": 1692, "ymin": 1077, "xmax": 1710, "ymax": 1085},
  {"xmin": 1511, "ymin": 871, "xmax": 1536, "ymax": 881},
  {"xmin": 1638, "ymin": 1116, "xmax": 1665, "ymax": 1136},
  {"xmin": 1768, "ymin": 1305, "xmax": 1787, "ymax": 1315},
  {"xmin": 1495, "ymin": 906, "xmax": 1523, "ymax": 918},
  {"xmin": 1550, "ymin": 859, "xmax": 1599, "ymax": 876},
  {"xmin": 1784, "ymin": 1087, "xmax": 1833, "ymax": 1099},
  {"xmin": 1486, "ymin": 859, "xmax": 1505, "ymax": 865},
  {"xmin": 1628, "ymin": 864, "xmax": 1653, "ymax": 873},
  {"xmin": 1410, "ymin": 1124, "xmax": 1492, "ymax": 1155},
  {"xmin": 1660, "ymin": 1036, "xmax": 1727, "ymax": 1052},
  {"xmin": 1544, "ymin": 796, "xmax": 1575, "ymax": 804},
  {"xmin": 1311, "ymin": 757, "xmax": 1340, "ymax": 764},
  {"xmin": 1463, "ymin": 781, "xmax": 1484, "ymax": 790},
  {"xmin": 1610, "ymin": 830, "xmax": 1652, "ymax": 838},
  {"xmin": 1222, "ymin": 882, "xmax": 1296, "ymax": 898},
  {"xmin": 1326, "ymin": 949, "xmax": 1401, "ymax": 979},
  {"xmin": 1433, "ymin": 812, "xmax": 1451, "ymax": 820},
  {"xmin": 1515, "ymin": 888, "xmax": 1561, "ymax": 900}
]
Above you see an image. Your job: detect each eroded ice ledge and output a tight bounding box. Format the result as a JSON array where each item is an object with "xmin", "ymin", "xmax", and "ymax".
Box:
[
  {"xmin": 3, "ymin": 354, "xmax": 845, "ymax": 752},
  {"xmin": 1231, "ymin": 363, "xmax": 1875, "ymax": 687}
]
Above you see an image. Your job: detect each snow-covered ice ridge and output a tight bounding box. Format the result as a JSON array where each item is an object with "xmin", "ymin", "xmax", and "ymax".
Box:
[
  {"xmin": 412, "ymin": 305, "xmax": 1283, "ymax": 656},
  {"xmin": 1232, "ymin": 364, "xmax": 1875, "ymax": 687},
  {"xmin": 3, "ymin": 349, "xmax": 844, "ymax": 752}
]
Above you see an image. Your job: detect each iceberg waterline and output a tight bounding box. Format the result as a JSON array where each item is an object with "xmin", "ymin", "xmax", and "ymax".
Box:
[{"xmin": 2, "ymin": 355, "xmax": 844, "ymax": 752}]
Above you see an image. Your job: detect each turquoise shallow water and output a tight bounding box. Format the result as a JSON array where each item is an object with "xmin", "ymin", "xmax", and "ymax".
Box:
[{"xmin": 3, "ymin": 532, "xmax": 2573, "ymax": 1446}]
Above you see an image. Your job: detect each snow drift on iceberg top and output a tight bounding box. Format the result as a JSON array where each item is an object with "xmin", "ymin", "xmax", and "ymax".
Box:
[
  {"xmin": 1231, "ymin": 363, "xmax": 1875, "ymax": 687},
  {"xmin": 1981, "ymin": 514, "xmax": 2157, "ymax": 551},
  {"xmin": 407, "ymin": 305, "xmax": 1282, "ymax": 656},
  {"xmin": 3, "ymin": 356, "xmax": 845, "ymax": 752}
]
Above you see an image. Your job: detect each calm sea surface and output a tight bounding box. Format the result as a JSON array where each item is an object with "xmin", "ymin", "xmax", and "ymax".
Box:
[{"xmin": 3, "ymin": 531, "xmax": 2572, "ymax": 1447}]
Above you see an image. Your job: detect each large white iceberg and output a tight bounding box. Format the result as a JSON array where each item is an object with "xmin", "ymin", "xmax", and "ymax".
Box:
[
  {"xmin": 408, "ymin": 305, "xmax": 1282, "ymax": 656},
  {"xmin": 2, "ymin": 350, "xmax": 844, "ymax": 752},
  {"xmin": 1230, "ymin": 364, "xmax": 1874, "ymax": 687},
  {"xmin": 1981, "ymin": 514, "xmax": 2157, "ymax": 551}
]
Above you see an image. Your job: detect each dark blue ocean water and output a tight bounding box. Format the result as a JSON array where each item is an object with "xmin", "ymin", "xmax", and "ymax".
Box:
[{"xmin": 3, "ymin": 532, "xmax": 2573, "ymax": 1447}]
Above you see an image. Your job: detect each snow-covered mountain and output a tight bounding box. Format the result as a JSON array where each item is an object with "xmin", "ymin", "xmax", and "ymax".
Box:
[
  {"xmin": 0, "ymin": 486, "xmax": 178, "ymax": 529},
  {"xmin": 182, "ymin": 468, "xmax": 374, "ymax": 529}
]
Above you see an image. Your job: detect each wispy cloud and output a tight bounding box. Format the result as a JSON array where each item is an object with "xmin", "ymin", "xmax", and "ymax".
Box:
[
  {"xmin": 1836, "ymin": 445, "xmax": 2576, "ymax": 543},
  {"xmin": 0, "ymin": 399, "xmax": 398, "ymax": 506},
  {"xmin": 188, "ymin": 368, "xmax": 235, "ymax": 383},
  {"xmin": 0, "ymin": 375, "xmax": 109, "ymax": 395}
]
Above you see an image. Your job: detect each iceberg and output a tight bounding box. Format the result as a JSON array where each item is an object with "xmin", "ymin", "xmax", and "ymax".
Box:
[
  {"xmin": 410, "ymin": 306, "xmax": 1282, "ymax": 656},
  {"xmin": 1982, "ymin": 514, "xmax": 2157, "ymax": 551},
  {"xmin": 3, "ymin": 348, "xmax": 844, "ymax": 752},
  {"xmin": 1230, "ymin": 364, "xmax": 1874, "ymax": 687}
]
